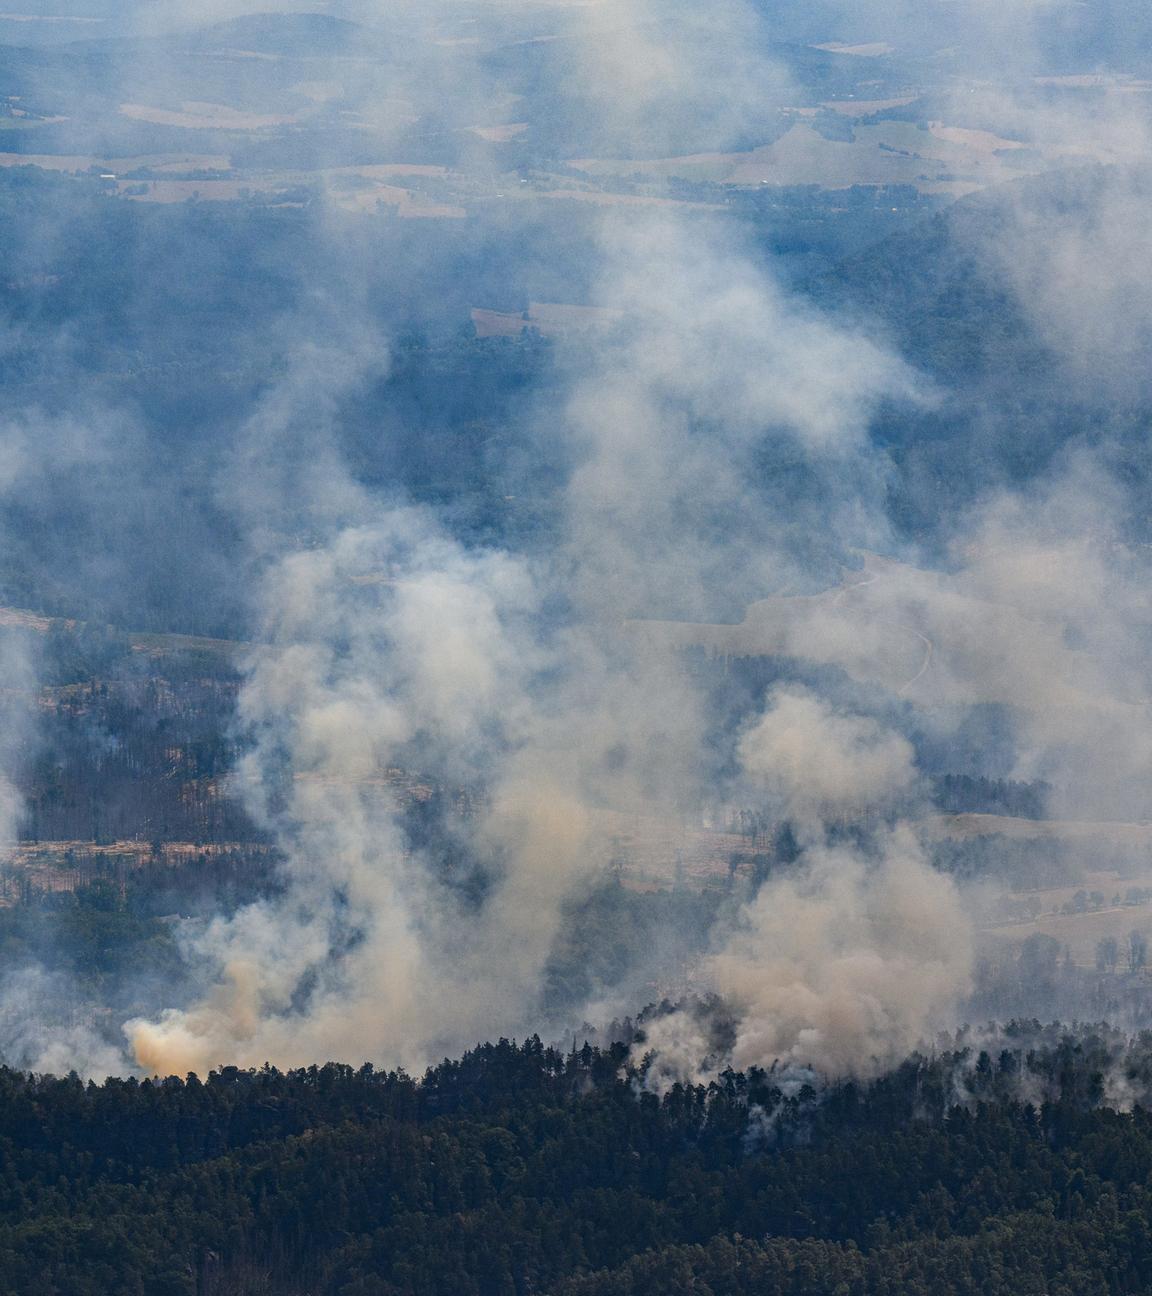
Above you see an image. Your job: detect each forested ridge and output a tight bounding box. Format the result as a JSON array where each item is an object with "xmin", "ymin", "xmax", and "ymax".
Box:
[{"xmin": 0, "ymin": 1028, "xmax": 1151, "ymax": 1294}]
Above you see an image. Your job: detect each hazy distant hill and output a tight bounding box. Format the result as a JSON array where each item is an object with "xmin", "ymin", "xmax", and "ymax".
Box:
[
  {"xmin": 175, "ymin": 11, "xmax": 408, "ymax": 59},
  {"xmin": 752, "ymin": 0, "xmax": 1152, "ymax": 72}
]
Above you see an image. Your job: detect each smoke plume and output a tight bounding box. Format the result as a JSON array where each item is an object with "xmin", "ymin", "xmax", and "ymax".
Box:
[{"xmin": 0, "ymin": 0, "xmax": 1148, "ymax": 1083}]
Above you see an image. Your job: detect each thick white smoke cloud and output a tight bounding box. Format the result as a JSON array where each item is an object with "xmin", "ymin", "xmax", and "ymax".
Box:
[
  {"xmin": 952, "ymin": 462, "xmax": 1152, "ymax": 820},
  {"xmin": 561, "ymin": 214, "xmax": 922, "ymax": 620},
  {"xmin": 638, "ymin": 690, "xmax": 970, "ymax": 1086},
  {"xmin": 738, "ymin": 688, "xmax": 918, "ymax": 822},
  {"xmin": 130, "ymin": 515, "xmax": 549, "ymax": 1073},
  {"xmin": 989, "ymin": 159, "xmax": 1152, "ymax": 393},
  {"xmin": 561, "ymin": 0, "xmax": 790, "ymax": 155},
  {"xmin": 717, "ymin": 831, "xmax": 971, "ymax": 1078},
  {"xmin": 642, "ymin": 830, "xmax": 972, "ymax": 1084},
  {"xmin": 0, "ymin": 967, "xmax": 124, "ymax": 1080}
]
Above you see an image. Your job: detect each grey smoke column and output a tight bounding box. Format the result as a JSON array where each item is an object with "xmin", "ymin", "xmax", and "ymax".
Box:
[{"xmin": 124, "ymin": 5, "xmax": 943, "ymax": 1073}]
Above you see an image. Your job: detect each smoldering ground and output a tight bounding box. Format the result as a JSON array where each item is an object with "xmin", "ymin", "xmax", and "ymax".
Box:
[{"xmin": 0, "ymin": 0, "xmax": 1150, "ymax": 1083}]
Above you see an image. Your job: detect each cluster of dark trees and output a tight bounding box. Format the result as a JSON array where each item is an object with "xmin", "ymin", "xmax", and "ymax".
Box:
[
  {"xmin": 19, "ymin": 668, "xmax": 261, "ymax": 847},
  {"xmin": 931, "ymin": 774, "xmax": 1050, "ymax": 820},
  {"xmin": 0, "ymin": 1027, "xmax": 1151, "ymax": 1293},
  {"xmin": 1096, "ymin": 933, "xmax": 1149, "ymax": 974},
  {"xmin": 930, "ymin": 832, "xmax": 1076, "ymax": 891}
]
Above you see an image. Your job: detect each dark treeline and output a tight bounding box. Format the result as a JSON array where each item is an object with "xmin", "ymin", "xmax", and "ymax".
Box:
[
  {"xmin": 2, "ymin": 1027, "xmax": 1152, "ymax": 1293},
  {"xmin": 931, "ymin": 774, "xmax": 1050, "ymax": 820},
  {"xmin": 930, "ymin": 833, "xmax": 1077, "ymax": 890}
]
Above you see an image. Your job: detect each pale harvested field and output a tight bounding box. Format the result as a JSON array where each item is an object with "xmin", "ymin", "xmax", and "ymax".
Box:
[
  {"xmin": 569, "ymin": 119, "xmax": 1045, "ymax": 190},
  {"xmin": 812, "ymin": 41, "xmax": 894, "ymax": 57},
  {"xmin": 468, "ymin": 123, "xmax": 528, "ymax": 142},
  {"xmin": 204, "ymin": 48, "xmax": 281, "ymax": 62},
  {"xmin": 0, "ymin": 13, "xmax": 103, "ymax": 22},
  {"xmin": 925, "ymin": 814, "xmax": 1152, "ymax": 848},
  {"xmin": 0, "ymin": 605, "xmax": 241, "ymax": 665},
  {"xmin": 626, "ymin": 549, "xmax": 1147, "ymax": 711},
  {"xmin": 727, "ymin": 122, "xmax": 1034, "ymax": 187},
  {"xmin": 983, "ymin": 901, "xmax": 1152, "ymax": 968},
  {"xmin": 528, "ymin": 300, "xmax": 623, "ymax": 328},
  {"xmin": 328, "ymin": 182, "xmax": 416, "ymax": 211},
  {"xmin": 1034, "ymin": 74, "xmax": 1152, "ymax": 90},
  {"xmin": 0, "ymin": 606, "xmax": 70, "ymax": 634},
  {"xmin": 471, "ymin": 308, "xmax": 525, "ymax": 338},
  {"xmin": 941, "ymin": 816, "xmax": 1152, "ymax": 965},
  {"xmin": 118, "ymin": 179, "xmax": 275, "ymax": 203},
  {"xmin": 126, "ymin": 629, "xmax": 240, "ymax": 660},
  {"xmin": 926, "ymin": 122, "xmax": 1026, "ymax": 153},
  {"xmin": 120, "ymin": 102, "xmax": 306, "ymax": 131},
  {"xmin": 472, "ymin": 301, "xmax": 622, "ymax": 338}
]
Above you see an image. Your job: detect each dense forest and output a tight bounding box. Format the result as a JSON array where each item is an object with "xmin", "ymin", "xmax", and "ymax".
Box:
[{"xmin": 0, "ymin": 1028, "xmax": 1150, "ymax": 1294}]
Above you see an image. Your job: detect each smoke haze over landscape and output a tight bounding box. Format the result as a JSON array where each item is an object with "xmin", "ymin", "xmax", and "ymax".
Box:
[{"xmin": 0, "ymin": 0, "xmax": 1148, "ymax": 1089}]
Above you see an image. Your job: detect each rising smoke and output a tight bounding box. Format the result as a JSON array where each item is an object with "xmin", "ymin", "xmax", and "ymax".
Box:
[
  {"xmin": 0, "ymin": 0, "xmax": 1148, "ymax": 1082},
  {"xmin": 124, "ymin": 0, "xmax": 963, "ymax": 1079}
]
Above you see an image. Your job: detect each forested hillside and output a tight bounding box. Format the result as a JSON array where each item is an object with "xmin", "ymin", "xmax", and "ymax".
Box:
[{"xmin": 2, "ymin": 1029, "xmax": 1152, "ymax": 1295}]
